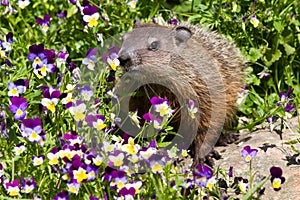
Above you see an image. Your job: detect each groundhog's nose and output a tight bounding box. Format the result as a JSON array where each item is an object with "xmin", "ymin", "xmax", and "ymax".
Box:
[{"xmin": 118, "ymin": 51, "xmax": 132, "ymax": 70}]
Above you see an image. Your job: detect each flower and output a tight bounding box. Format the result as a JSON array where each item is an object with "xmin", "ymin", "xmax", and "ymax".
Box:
[
  {"xmin": 32, "ymin": 155, "xmax": 44, "ymax": 166},
  {"xmin": 193, "ymin": 164, "xmax": 213, "ymax": 187},
  {"xmin": 21, "ymin": 177, "xmax": 36, "ymax": 194},
  {"xmin": 276, "ymin": 88, "xmax": 293, "ymax": 106},
  {"xmin": 81, "ymin": 86, "xmax": 94, "ymax": 101},
  {"xmin": 119, "ymin": 187, "xmax": 135, "ymax": 199},
  {"xmin": 237, "ymin": 177, "xmax": 249, "ymax": 192},
  {"xmin": 241, "ymin": 145, "xmax": 258, "ymax": 162},
  {"xmin": 21, "ymin": 118, "xmax": 43, "ymax": 143},
  {"xmin": 36, "ymin": 14, "xmax": 51, "ymax": 32},
  {"xmin": 41, "ymin": 87, "xmax": 60, "ymax": 113},
  {"xmin": 108, "ymin": 152, "xmax": 124, "ymax": 167},
  {"xmin": 111, "ymin": 170, "xmax": 128, "ymax": 189},
  {"xmin": 5, "ymin": 180, "xmax": 20, "ymax": 196},
  {"xmin": 67, "ymin": 182, "xmax": 80, "ymax": 194},
  {"xmin": 69, "ymin": 101, "xmax": 86, "ymax": 121},
  {"xmin": 9, "ymin": 97, "xmax": 28, "ymax": 120},
  {"xmin": 83, "ymin": 6, "xmax": 99, "ymax": 27},
  {"xmin": 270, "ymin": 166, "xmax": 285, "ymax": 191},
  {"xmin": 47, "ymin": 149, "xmax": 59, "ymax": 165},
  {"xmin": 122, "ymin": 137, "xmax": 140, "ymax": 155},
  {"xmin": 250, "ymin": 15, "xmax": 259, "ymax": 28},
  {"xmin": 107, "ymin": 57, "xmax": 120, "ymax": 71},
  {"xmin": 82, "ymin": 48, "xmax": 98, "ymax": 70},
  {"xmin": 92, "ymin": 155, "xmax": 103, "ymax": 166},
  {"xmin": 27, "ymin": 44, "xmax": 47, "ymax": 68},
  {"xmin": 188, "ymin": 99, "xmax": 198, "ymax": 119},
  {"xmin": 228, "ymin": 166, "xmax": 233, "ymax": 177},
  {"xmin": 13, "ymin": 143, "xmax": 26, "ymax": 156},
  {"xmin": 150, "ymin": 96, "xmax": 174, "ymax": 117},
  {"xmin": 17, "ymin": 0, "xmax": 30, "ymax": 9},
  {"xmin": 168, "ymin": 18, "xmax": 178, "ymax": 25},
  {"xmin": 54, "ymin": 190, "xmax": 69, "ymax": 200},
  {"xmin": 73, "ymin": 167, "xmax": 88, "ymax": 183},
  {"xmin": 56, "ymin": 51, "xmax": 69, "ymax": 67},
  {"xmin": 129, "ymin": 110, "xmax": 141, "ymax": 128},
  {"xmin": 0, "ymin": 32, "xmax": 13, "ymax": 52},
  {"xmin": 127, "ymin": 0, "xmax": 138, "ymax": 8},
  {"xmin": 7, "ymin": 79, "xmax": 27, "ymax": 97},
  {"xmin": 150, "ymin": 160, "xmax": 164, "ymax": 174}
]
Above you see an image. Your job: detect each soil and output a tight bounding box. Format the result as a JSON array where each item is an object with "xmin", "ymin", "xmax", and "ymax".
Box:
[{"xmin": 214, "ymin": 117, "xmax": 300, "ymax": 200}]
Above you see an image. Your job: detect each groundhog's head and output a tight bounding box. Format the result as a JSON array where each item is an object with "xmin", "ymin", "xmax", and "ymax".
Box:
[{"xmin": 118, "ymin": 22, "xmax": 193, "ymax": 71}]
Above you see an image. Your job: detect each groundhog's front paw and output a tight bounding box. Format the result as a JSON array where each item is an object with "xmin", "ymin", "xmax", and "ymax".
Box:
[{"xmin": 193, "ymin": 149, "xmax": 222, "ymax": 167}]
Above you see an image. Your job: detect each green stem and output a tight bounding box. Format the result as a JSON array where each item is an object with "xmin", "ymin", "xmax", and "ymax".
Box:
[{"xmin": 249, "ymin": 160, "xmax": 253, "ymax": 190}]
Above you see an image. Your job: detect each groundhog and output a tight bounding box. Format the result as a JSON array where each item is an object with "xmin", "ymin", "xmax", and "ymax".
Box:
[{"xmin": 115, "ymin": 21, "xmax": 245, "ymax": 165}]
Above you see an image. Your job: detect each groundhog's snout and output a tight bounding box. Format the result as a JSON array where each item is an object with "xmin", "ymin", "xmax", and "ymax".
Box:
[{"xmin": 118, "ymin": 50, "xmax": 132, "ymax": 71}]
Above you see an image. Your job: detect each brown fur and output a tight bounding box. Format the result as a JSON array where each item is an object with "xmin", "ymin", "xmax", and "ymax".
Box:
[{"xmin": 116, "ymin": 22, "xmax": 245, "ymax": 164}]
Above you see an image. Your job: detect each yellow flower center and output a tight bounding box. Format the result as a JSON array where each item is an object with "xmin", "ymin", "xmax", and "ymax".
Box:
[
  {"xmin": 11, "ymin": 88, "xmax": 18, "ymax": 95},
  {"xmin": 273, "ymin": 178, "xmax": 281, "ymax": 189},
  {"xmin": 34, "ymin": 57, "xmax": 41, "ymax": 65},
  {"xmin": 152, "ymin": 162, "xmax": 163, "ymax": 173},
  {"xmin": 74, "ymin": 168, "xmax": 88, "ymax": 183},
  {"xmin": 16, "ymin": 109, "xmax": 23, "ymax": 116}
]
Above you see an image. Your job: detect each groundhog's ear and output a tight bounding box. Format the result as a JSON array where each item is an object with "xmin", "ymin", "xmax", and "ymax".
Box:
[
  {"xmin": 133, "ymin": 19, "xmax": 141, "ymax": 28},
  {"xmin": 174, "ymin": 26, "xmax": 192, "ymax": 45}
]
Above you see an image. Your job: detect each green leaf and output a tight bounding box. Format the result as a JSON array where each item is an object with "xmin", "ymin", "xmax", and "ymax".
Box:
[
  {"xmin": 242, "ymin": 176, "xmax": 270, "ymax": 200},
  {"xmin": 264, "ymin": 49, "xmax": 282, "ymax": 67},
  {"xmin": 282, "ymin": 43, "xmax": 295, "ymax": 55},
  {"xmin": 248, "ymin": 48, "xmax": 263, "ymax": 62},
  {"xmin": 67, "ymin": 5, "xmax": 78, "ymax": 18},
  {"xmin": 273, "ymin": 20, "xmax": 284, "ymax": 33}
]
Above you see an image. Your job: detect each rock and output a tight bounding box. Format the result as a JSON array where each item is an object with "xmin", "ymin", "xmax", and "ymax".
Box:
[{"xmin": 214, "ymin": 117, "xmax": 300, "ymax": 199}]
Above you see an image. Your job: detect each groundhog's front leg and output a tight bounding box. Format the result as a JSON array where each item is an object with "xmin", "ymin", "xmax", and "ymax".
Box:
[{"xmin": 192, "ymin": 134, "xmax": 222, "ymax": 167}]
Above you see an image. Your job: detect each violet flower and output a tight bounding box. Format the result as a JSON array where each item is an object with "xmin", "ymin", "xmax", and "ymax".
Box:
[
  {"xmin": 193, "ymin": 164, "xmax": 213, "ymax": 187},
  {"xmin": 54, "ymin": 190, "xmax": 69, "ymax": 200},
  {"xmin": 21, "ymin": 118, "xmax": 43, "ymax": 143},
  {"xmin": 270, "ymin": 166, "xmax": 285, "ymax": 191},
  {"xmin": 36, "ymin": 14, "xmax": 51, "ymax": 32},
  {"xmin": 241, "ymin": 146, "xmax": 258, "ymax": 162},
  {"xmin": 8, "ymin": 79, "xmax": 27, "ymax": 97},
  {"xmin": 9, "ymin": 97, "xmax": 28, "ymax": 120}
]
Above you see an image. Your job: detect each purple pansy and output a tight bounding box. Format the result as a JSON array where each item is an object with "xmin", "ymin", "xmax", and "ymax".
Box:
[
  {"xmin": 21, "ymin": 176, "xmax": 37, "ymax": 194},
  {"xmin": 228, "ymin": 166, "xmax": 233, "ymax": 178},
  {"xmin": 276, "ymin": 88, "xmax": 293, "ymax": 106},
  {"xmin": 8, "ymin": 79, "xmax": 28, "ymax": 97},
  {"xmin": 89, "ymin": 196, "xmax": 99, "ymax": 200},
  {"xmin": 83, "ymin": 6, "xmax": 99, "ymax": 27},
  {"xmin": 5, "ymin": 179, "xmax": 20, "ymax": 196},
  {"xmin": 9, "ymin": 97, "xmax": 28, "ymax": 120},
  {"xmin": 41, "ymin": 86, "xmax": 60, "ymax": 113},
  {"xmin": 284, "ymin": 102, "xmax": 296, "ymax": 113},
  {"xmin": 270, "ymin": 166, "xmax": 285, "ymax": 191},
  {"xmin": 0, "ymin": 0, "xmax": 9, "ymax": 6},
  {"xmin": 241, "ymin": 146, "xmax": 258, "ymax": 162},
  {"xmin": 54, "ymin": 190, "xmax": 69, "ymax": 200},
  {"xmin": 27, "ymin": 44, "xmax": 47, "ymax": 68},
  {"xmin": 82, "ymin": 48, "xmax": 98, "ymax": 70},
  {"xmin": 193, "ymin": 164, "xmax": 213, "ymax": 187},
  {"xmin": 57, "ymin": 10, "xmax": 67, "ymax": 19},
  {"xmin": 168, "ymin": 18, "xmax": 178, "ymax": 25},
  {"xmin": 56, "ymin": 51, "xmax": 69, "ymax": 67},
  {"xmin": 119, "ymin": 187, "xmax": 136, "ymax": 198},
  {"xmin": 0, "ymin": 32, "xmax": 13, "ymax": 52},
  {"xmin": 101, "ymin": 45, "xmax": 119, "ymax": 62},
  {"xmin": 21, "ymin": 118, "xmax": 43, "ymax": 143},
  {"xmin": 36, "ymin": 14, "xmax": 51, "ymax": 32}
]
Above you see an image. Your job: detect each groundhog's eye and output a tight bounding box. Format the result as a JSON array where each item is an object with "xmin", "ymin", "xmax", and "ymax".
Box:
[{"xmin": 149, "ymin": 41, "xmax": 159, "ymax": 50}]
